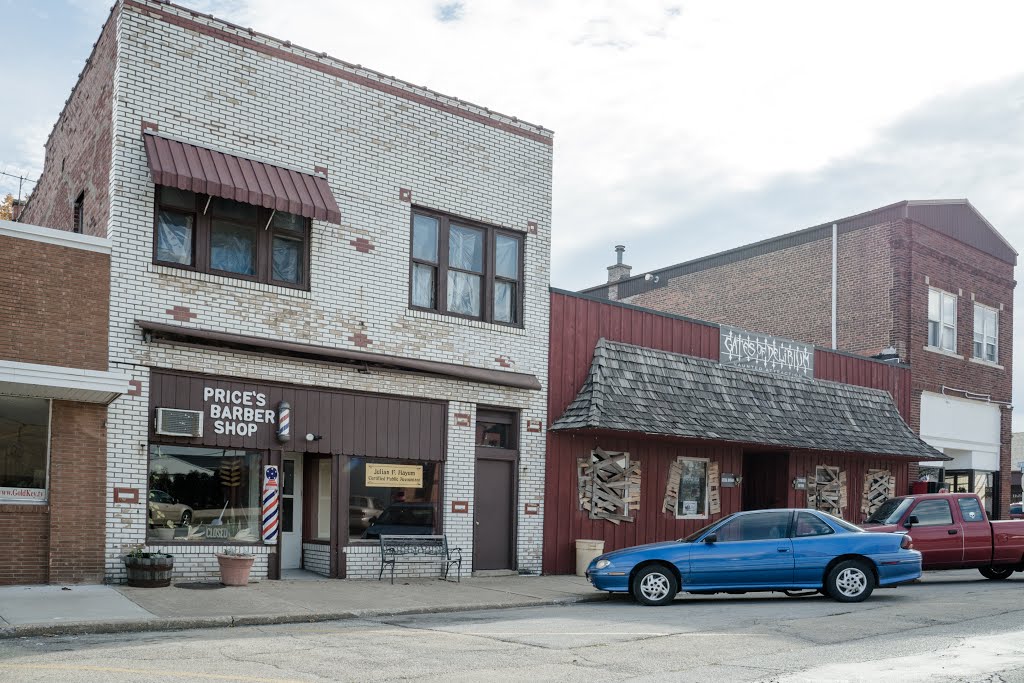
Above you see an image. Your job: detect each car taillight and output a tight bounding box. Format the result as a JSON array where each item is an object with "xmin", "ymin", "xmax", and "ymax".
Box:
[{"xmin": 901, "ymin": 535, "xmax": 913, "ymax": 550}]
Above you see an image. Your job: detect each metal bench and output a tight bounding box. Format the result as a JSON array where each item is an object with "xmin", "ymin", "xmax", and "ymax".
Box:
[{"xmin": 378, "ymin": 535, "xmax": 462, "ymax": 584}]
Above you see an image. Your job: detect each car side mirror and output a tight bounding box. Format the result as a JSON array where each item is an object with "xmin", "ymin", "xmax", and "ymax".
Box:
[
  {"xmin": 704, "ymin": 533, "xmax": 717, "ymax": 544},
  {"xmin": 369, "ymin": 516, "xmax": 378, "ymax": 524},
  {"xmin": 903, "ymin": 515, "xmax": 919, "ymax": 529}
]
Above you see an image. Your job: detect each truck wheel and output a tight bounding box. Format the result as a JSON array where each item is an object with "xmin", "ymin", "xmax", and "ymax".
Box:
[
  {"xmin": 825, "ymin": 560, "xmax": 874, "ymax": 602},
  {"xmin": 979, "ymin": 566, "xmax": 1014, "ymax": 580},
  {"xmin": 631, "ymin": 564, "xmax": 678, "ymax": 606}
]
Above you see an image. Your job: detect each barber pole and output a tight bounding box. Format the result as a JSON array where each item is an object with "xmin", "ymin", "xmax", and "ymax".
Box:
[
  {"xmin": 262, "ymin": 465, "xmax": 280, "ymax": 544},
  {"xmin": 276, "ymin": 401, "xmax": 291, "ymax": 442}
]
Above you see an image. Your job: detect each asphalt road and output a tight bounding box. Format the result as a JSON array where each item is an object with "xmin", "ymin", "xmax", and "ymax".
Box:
[{"xmin": 1, "ymin": 569, "xmax": 1022, "ymax": 682}]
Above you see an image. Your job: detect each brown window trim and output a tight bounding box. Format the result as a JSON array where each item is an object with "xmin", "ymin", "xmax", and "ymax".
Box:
[
  {"xmin": 152, "ymin": 186, "xmax": 311, "ymax": 291},
  {"xmin": 408, "ymin": 207, "xmax": 525, "ymax": 328}
]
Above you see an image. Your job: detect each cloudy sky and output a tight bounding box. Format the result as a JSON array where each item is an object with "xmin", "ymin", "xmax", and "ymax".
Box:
[{"xmin": 3, "ymin": 0, "xmax": 1023, "ymax": 424}]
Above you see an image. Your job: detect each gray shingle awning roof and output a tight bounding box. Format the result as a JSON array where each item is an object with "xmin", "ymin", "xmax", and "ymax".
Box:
[{"xmin": 550, "ymin": 339, "xmax": 946, "ymax": 460}]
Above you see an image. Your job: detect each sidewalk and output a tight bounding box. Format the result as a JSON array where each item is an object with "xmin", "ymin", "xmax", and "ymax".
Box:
[{"xmin": 0, "ymin": 573, "xmax": 606, "ymax": 638}]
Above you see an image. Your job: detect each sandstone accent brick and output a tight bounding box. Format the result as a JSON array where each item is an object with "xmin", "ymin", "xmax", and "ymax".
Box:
[{"xmin": 350, "ymin": 238, "xmax": 375, "ymax": 254}]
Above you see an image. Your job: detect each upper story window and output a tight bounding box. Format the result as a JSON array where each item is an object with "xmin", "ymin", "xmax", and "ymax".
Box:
[
  {"xmin": 927, "ymin": 288, "xmax": 957, "ymax": 352},
  {"xmin": 73, "ymin": 191, "xmax": 84, "ymax": 233},
  {"xmin": 973, "ymin": 304, "xmax": 998, "ymax": 363},
  {"xmin": 409, "ymin": 209, "xmax": 524, "ymax": 326},
  {"xmin": 153, "ymin": 187, "xmax": 310, "ymax": 289}
]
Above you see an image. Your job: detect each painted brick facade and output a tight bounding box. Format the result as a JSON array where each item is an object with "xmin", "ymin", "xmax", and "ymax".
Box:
[
  {"xmin": 607, "ymin": 214, "xmax": 1015, "ymax": 517},
  {"xmin": 25, "ymin": 0, "xmax": 552, "ymax": 582}
]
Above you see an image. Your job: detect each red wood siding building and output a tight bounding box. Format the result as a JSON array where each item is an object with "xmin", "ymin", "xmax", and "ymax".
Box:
[{"xmin": 543, "ymin": 290, "xmax": 927, "ymax": 575}]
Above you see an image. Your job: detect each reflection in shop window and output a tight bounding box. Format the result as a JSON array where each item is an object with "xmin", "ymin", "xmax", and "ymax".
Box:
[
  {"xmin": 347, "ymin": 457, "xmax": 441, "ymax": 540},
  {"xmin": 148, "ymin": 445, "xmax": 261, "ymax": 542},
  {"xmin": 317, "ymin": 458, "xmax": 332, "ymax": 541},
  {"xmin": 0, "ymin": 397, "xmax": 50, "ymax": 503}
]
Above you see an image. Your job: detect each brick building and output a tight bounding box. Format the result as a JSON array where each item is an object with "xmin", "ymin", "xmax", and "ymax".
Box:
[
  {"xmin": 20, "ymin": 0, "xmax": 552, "ymax": 582},
  {"xmin": 0, "ymin": 219, "xmax": 131, "ymax": 584},
  {"xmin": 584, "ymin": 200, "xmax": 1016, "ymax": 517}
]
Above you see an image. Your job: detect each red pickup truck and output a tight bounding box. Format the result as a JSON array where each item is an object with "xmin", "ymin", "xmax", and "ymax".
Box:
[{"xmin": 862, "ymin": 492, "xmax": 1024, "ymax": 580}]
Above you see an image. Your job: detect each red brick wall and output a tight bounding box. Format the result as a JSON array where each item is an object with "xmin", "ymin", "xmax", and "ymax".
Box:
[
  {"xmin": 0, "ymin": 234, "xmax": 110, "ymax": 371},
  {"xmin": 0, "ymin": 505, "xmax": 49, "ymax": 585},
  {"xmin": 903, "ymin": 220, "xmax": 1015, "ymax": 517},
  {"xmin": 0, "ymin": 401, "xmax": 107, "ymax": 585},
  {"xmin": 627, "ymin": 237, "xmax": 835, "ymax": 346},
  {"xmin": 18, "ymin": 11, "xmax": 116, "ymax": 236},
  {"xmin": 47, "ymin": 401, "xmax": 107, "ymax": 583}
]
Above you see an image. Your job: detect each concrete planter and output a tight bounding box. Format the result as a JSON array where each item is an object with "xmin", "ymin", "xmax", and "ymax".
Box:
[
  {"xmin": 216, "ymin": 554, "xmax": 255, "ymax": 586},
  {"xmin": 124, "ymin": 553, "xmax": 175, "ymax": 588}
]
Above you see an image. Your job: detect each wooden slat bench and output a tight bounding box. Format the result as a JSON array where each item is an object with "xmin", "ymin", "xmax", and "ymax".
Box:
[{"xmin": 378, "ymin": 535, "xmax": 462, "ymax": 584}]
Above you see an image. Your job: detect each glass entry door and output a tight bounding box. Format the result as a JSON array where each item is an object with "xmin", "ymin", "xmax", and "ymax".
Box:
[{"xmin": 281, "ymin": 454, "xmax": 303, "ymax": 569}]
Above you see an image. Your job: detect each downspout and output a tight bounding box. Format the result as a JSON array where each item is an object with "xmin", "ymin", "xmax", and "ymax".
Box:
[{"xmin": 831, "ymin": 223, "xmax": 838, "ymax": 349}]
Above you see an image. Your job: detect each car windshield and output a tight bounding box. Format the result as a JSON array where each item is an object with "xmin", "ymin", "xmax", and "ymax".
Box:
[
  {"xmin": 680, "ymin": 516, "xmax": 733, "ymax": 542},
  {"xmin": 865, "ymin": 497, "xmax": 913, "ymax": 524},
  {"xmin": 816, "ymin": 511, "xmax": 864, "ymax": 533}
]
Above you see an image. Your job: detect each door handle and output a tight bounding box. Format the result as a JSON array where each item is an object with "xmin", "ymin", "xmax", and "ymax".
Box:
[
  {"xmin": 777, "ymin": 547, "xmax": 790, "ymax": 553},
  {"xmin": 948, "ymin": 529, "xmax": 958, "ymax": 535}
]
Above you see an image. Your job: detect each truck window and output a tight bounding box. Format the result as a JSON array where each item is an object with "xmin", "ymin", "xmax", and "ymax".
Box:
[
  {"xmin": 912, "ymin": 500, "xmax": 954, "ymax": 526},
  {"xmin": 957, "ymin": 497, "xmax": 984, "ymax": 522}
]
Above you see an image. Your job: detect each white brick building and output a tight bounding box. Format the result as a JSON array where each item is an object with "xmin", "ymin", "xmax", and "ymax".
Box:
[{"xmin": 21, "ymin": 0, "xmax": 552, "ymax": 582}]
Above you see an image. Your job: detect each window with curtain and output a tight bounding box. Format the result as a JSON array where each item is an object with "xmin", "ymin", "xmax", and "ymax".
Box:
[
  {"xmin": 409, "ymin": 208, "xmax": 524, "ymax": 325},
  {"xmin": 973, "ymin": 304, "xmax": 998, "ymax": 362},
  {"xmin": 927, "ymin": 288, "xmax": 957, "ymax": 352},
  {"xmin": 153, "ymin": 186, "xmax": 310, "ymax": 289}
]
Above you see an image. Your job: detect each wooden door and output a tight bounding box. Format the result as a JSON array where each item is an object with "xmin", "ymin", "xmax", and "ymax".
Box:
[{"xmin": 473, "ymin": 457, "xmax": 516, "ymax": 570}]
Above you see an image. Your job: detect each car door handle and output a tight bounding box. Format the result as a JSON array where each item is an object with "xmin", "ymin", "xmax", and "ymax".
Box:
[
  {"xmin": 948, "ymin": 529, "xmax": 958, "ymax": 535},
  {"xmin": 777, "ymin": 547, "xmax": 790, "ymax": 553}
]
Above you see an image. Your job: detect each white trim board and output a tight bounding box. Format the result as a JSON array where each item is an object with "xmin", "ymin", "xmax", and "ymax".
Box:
[
  {"xmin": 0, "ymin": 359, "xmax": 132, "ymax": 404},
  {"xmin": 0, "ymin": 219, "xmax": 111, "ymax": 254}
]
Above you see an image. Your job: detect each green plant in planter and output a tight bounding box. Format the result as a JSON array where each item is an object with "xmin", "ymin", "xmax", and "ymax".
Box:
[{"xmin": 123, "ymin": 544, "xmax": 175, "ymax": 587}]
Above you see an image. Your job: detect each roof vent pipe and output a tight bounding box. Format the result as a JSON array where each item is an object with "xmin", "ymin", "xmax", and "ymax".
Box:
[
  {"xmin": 615, "ymin": 244, "xmax": 625, "ymax": 264},
  {"xmin": 607, "ymin": 245, "xmax": 632, "ymax": 284}
]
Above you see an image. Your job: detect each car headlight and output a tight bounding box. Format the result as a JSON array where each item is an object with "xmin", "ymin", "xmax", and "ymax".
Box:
[{"xmin": 594, "ymin": 559, "xmax": 611, "ymax": 570}]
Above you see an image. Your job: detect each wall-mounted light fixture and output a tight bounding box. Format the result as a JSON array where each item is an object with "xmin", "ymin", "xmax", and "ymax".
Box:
[{"xmin": 305, "ymin": 433, "xmax": 323, "ymax": 442}]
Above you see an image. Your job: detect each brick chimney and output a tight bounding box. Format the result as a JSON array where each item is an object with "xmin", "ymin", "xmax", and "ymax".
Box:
[
  {"xmin": 607, "ymin": 245, "xmax": 632, "ymax": 283},
  {"xmin": 11, "ymin": 199, "xmax": 26, "ymax": 222}
]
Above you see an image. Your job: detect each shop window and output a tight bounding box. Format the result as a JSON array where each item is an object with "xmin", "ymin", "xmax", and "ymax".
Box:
[
  {"xmin": 317, "ymin": 459, "xmax": 332, "ymax": 541},
  {"xmin": 347, "ymin": 457, "xmax": 441, "ymax": 540},
  {"xmin": 910, "ymin": 499, "xmax": 953, "ymax": 526},
  {"xmin": 675, "ymin": 458, "xmax": 708, "ymax": 519},
  {"xmin": 476, "ymin": 409, "xmax": 517, "ymax": 449},
  {"xmin": 0, "ymin": 397, "xmax": 50, "ymax": 503},
  {"xmin": 927, "ymin": 288, "xmax": 957, "ymax": 352},
  {"xmin": 148, "ymin": 445, "xmax": 261, "ymax": 542},
  {"xmin": 153, "ymin": 187, "xmax": 310, "ymax": 289},
  {"xmin": 409, "ymin": 208, "xmax": 524, "ymax": 326},
  {"xmin": 973, "ymin": 304, "xmax": 998, "ymax": 362}
]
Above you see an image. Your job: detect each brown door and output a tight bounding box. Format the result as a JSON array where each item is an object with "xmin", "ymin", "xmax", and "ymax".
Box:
[
  {"xmin": 473, "ymin": 457, "xmax": 516, "ymax": 570},
  {"xmin": 742, "ymin": 452, "xmax": 790, "ymax": 510}
]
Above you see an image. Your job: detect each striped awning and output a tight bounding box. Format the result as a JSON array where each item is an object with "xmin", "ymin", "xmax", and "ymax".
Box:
[{"xmin": 143, "ymin": 132, "xmax": 341, "ymax": 224}]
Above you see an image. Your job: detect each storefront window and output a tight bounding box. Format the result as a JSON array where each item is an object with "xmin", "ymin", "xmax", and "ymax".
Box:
[
  {"xmin": 148, "ymin": 445, "xmax": 261, "ymax": 542},
  {"xmin": 317, "ymin": 458, "xmax": 332, "ymax": 541},
  {"xmin": 347, "ymin": 457, "xmax": 441, "ymax": 540},
  {"xmin": 676, "ymin": 458, "xmax": 708, "ymax": 518},
  {"xmin": 0, "ymin": 397, "xmax": 49, "ymax": 503}
]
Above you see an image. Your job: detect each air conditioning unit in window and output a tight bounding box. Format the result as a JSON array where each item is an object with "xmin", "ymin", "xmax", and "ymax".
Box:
[{"xmin": 155, "ymin": 408, "xmax": 204, "ymax": 437}]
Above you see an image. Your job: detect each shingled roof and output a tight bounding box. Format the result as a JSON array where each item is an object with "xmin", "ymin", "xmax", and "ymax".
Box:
[{"xmin": 551, "ymin": 339, "xmax": 946, "ymax": 460}]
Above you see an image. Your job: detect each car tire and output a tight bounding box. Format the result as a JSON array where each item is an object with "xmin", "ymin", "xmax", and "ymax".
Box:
[
  {"xmin": 979, "ymin": 566, "xmax": 1015, "ymax": 580},
  {"xmin": 825, "ymin": 559, "xmax": 874, "ymax": 602},
  {"xmin": 180, "ymin": 510, "xmax": 192, "ymax": 526},
  {"xmin": 631, "ymin": 564, "xmax": 678, "ymax": 606}
]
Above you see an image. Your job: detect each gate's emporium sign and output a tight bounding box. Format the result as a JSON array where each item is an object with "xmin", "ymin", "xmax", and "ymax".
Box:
[{"xmin": 720, "ymin": 325, "xmax": 813, "ymax": 377}]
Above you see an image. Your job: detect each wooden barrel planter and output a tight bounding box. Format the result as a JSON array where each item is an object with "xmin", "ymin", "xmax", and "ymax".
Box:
[{"xmin": 124, "ymin": 553, "xmax": 175, "ymax": 587}]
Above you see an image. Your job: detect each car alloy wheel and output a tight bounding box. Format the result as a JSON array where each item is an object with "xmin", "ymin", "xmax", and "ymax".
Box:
[
  {"xmin": 826, "ymin": 559, "xmax": 874, "ymax": 602},
  {"xmin": 180, "ymin": 511, "xmax": 192, "ymax": 526},
  {"xmin": 632, "ymin": 565, "xmax": 678, "ymax": 606}
]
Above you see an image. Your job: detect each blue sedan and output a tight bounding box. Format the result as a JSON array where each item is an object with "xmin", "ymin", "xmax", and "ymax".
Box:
[{"xmin": 585, "ymin": 508, "xmax": 921, "ymax": 605}]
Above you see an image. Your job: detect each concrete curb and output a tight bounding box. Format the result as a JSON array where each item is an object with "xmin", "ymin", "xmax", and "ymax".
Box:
[{"xmin": 0, "ymin": 592, "xmax": 610, "ymax": 640}]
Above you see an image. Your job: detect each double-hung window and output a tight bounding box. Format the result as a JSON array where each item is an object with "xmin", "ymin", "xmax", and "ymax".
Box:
[
  {"xmin": 410, "ymin": 209, "xmax": 524, "ymax": 326},
  {"xmin": 973, "ymin": 304, "xmax": 998, "ymax": 363},
  {"xmin": 927, "ymin": 288, "xmax": 957, "ymax": 352},
  {"xmin": 154, "ymin": 187, "xmax": 310, "ymax": 289}
]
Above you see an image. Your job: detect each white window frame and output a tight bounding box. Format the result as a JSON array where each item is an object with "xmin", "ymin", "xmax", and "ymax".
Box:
[
  {"xmin": 674, "ymin": 457, "xmax": 710, "ymax": 520},
  {"xmin": 927, "ymin": 288, "xmax": 957, "ymax": 353},
  {"xmin": 973, "ymin": 303, "xmax": 998, "ymax": 363},
  {"xmin": 0, "ymin": 397, "xmax": 51, "ymax": 504}
]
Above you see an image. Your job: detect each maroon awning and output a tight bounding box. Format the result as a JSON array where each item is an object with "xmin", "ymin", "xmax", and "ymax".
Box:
[{"xmin": 143, "ymin": 132, "xmax": 341, "ymax": 224}]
